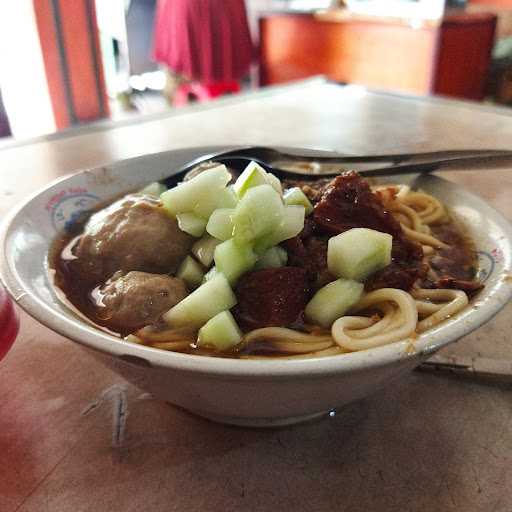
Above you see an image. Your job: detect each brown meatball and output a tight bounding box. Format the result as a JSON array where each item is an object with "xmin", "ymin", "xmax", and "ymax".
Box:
[
  {"xmin": 72, "ymin": 195, "xmax": 193, "ymax": 285},
  {"xmin": 96, "ymin": 271, "xmax": 187, "ymax": 332}
]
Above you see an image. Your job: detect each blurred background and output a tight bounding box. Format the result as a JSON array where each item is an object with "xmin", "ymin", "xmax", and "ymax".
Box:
[{"xmin": 0, "ymin": 0, "xmax": 511, "ymax": 142}]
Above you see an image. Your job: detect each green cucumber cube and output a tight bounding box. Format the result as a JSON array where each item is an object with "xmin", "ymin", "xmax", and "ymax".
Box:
[
  {"xmin": 192, "ymin": 235, "xmax": 221, "ymax": 267},
  {"xmin": 214, "ymin": 238, "xmax": 257, "ymax": 285},
  {"xmin": 233, "ymin": 161, "xmax": 283, "ymax": 197},
  {"xmin": 219, "ymin": 186, "xmax": 239, "ymax": 208},
  {"xmin": 265, "ymin": 172, "xmax": 283, "ymax": 195},
  {"xmin": 284, "ymin": 187, "xmax": 313, "ymax": 215},
  {"xmin": 140, "ymin": 182, "xmax": 167, "ymax": 197},
  {"xmin": 202, "ymin": 266, "xmax": 220, "ymax": 283},
  {"xmin": 193, "ymin": 186, "xmax": 237, "ymax": 219},
  {"xmin": 206, "ymin": 208, "xmax": 235, "ymax": 241},
  {"xmin": 176, "ymin": 212, "xmax": 207, "ymax": 237},
  {"xmin": 328, "ymin": 228, "xmax": 393, "ymax": 281},
  {"xmin": 233, "ymin": 184, "xmax": 284, "ymax": 243},
  {"xmin": 163, "ymin": 274, "xmax": 237, "ymax": 328},
  {"xmin": 197, "ymin": 310, "xmax": 242, "ymax": 351},
  {"xmin": 176, "ymin": 256, "xmax": 204, "ymax": 289},
  {"xmin": 254, "ymin": 205, "xmax": 305, "ymax": 254},
  {"xmin": 305, "ymin": 279, "xmax": 364, "ymax": 328},
  {"xmin": 255, "ymin": 246, "xmax": 288, "ymax": 269},
  {"xmin": 193, "ymin": 195, "xmax": 222, "ymax": 220},
  {"xmin": 161, "ymin": 165, "xmax": 231, "ymax": 217},
  {"xmin": 233, "ymin": 161, "xmax": 269, "ymax": 197}
]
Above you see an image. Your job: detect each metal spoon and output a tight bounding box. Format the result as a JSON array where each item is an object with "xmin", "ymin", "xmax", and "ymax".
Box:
[{"xmin": 164, "ymin": 146, "xmax": 512, "ymax": 186}]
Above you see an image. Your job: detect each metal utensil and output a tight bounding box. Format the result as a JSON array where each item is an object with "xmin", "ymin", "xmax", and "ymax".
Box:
[
  {"xmin": 418, "ymin": 354, "xmax": 512, "ymax": 386},
  {"xmin": 164, "ymin": 146, "xmax": 512, "ymax": 186}
]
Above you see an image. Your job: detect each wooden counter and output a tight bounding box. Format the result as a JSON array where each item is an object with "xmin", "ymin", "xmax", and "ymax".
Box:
[{"xmin": 259, "ymin": 11, "xmax": 497, "ymax": 100}]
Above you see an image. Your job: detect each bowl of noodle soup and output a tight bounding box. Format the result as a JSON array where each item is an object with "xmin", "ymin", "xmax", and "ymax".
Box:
[{"xmin": 1, "ymin": 147, "xmax": 511, "ymax": 427}]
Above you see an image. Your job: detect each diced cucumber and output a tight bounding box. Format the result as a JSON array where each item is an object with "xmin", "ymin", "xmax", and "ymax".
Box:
[
  {"xmin": 327, "ymin": 228, "xmax": 393, "ymax": 281},
  {"xmin": 233, "ymin": 161, "xmax": 283, "ymax": 197},
  {"xmin": 214, "ymin": 238, "xmax": 257, "ymax": 285},
  {"xmin": 219, "ymin": 186, "xmax": 239, "ymax": 208},
  {"xmin": 203, "ymin": 266, "xmax": 220, "ymax": 283},
  {"xmin": 266, "ymin": 172, "xmax": 283, "ymax": 195},
  {"xmin": 284, "ymin": 187, "xmax": 313, "ymax": 215},
  {"xmin": 305, "ymin": 279, "xmax": 364, "ymax": 328},
  {"xmin": 233, "ymin": 161, "xmax": 269, "ymax": 197},
  {"xmin": 192, "ymin": 185, "xmax": 238, "ymax": 220},
  {"xmin": 193, "ymin": 195, "xmax": 223, "ymax": 220},
  {"xmin": 192, "ymin": 235, "xmax": 221, "ymax": 267},
  {"xmin": 233, "ymin": 184, "xmax": 284, "ymax": 243},
  {"xmin": 161, "ymin": 165, "xmax": 231, "ymax": 217},
  {"xmin": 140, "ymin": 182, "xmax": 167, "ymax": 197},
  {"xmin": 272, "ymin": 205, "xmax": 306, "ymax": 242},
  {"xmin": 176, "ymin": 212, "xmax": 207, "ymax": 237},
  {"xmin": 163, "ymin": 274, "xmax": 237, "ymax": 328},
  {"xmin": 255, "ymin": 246, "xmax": 288, "ymax": 269},
  {"xmin": 206, "ymin": 208, "xmax": 234, "ymax": 241},
  {"xmin": 176, "ymin": 256, "xmax": 204, "ymax": 289},
  {"xmin": 254, "ymin": 205, "xmax": 305, "ymax": 254},
  {"xmin": 197, "ymin": 310, "xmax": 242, "ymax": 351}
]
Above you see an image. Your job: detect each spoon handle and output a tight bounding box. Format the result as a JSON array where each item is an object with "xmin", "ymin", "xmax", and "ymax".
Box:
[
  {"xmin": 268, "ymin": 147, "xmax": 512, "ymax": 165},
  {"xmin": 170, "ymin": 147, "xmax": 512, "ymax": 184},
  {"xmin": 358, "ymin": 152, "xmax": 512, "ymax": 178}
]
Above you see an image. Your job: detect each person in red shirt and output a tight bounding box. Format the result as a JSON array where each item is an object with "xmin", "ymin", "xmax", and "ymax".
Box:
[{"xmin": 153, "ymin": 0, "xmax": 253, "ymax": 104}]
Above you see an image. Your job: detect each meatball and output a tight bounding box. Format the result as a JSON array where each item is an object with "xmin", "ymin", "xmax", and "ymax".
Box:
[
  {"xmin": 71, "ymin": 195, "xmax": 193, "ymax": 285},
  {"xmin": 96, "ymin": 271, "xmax": 188, "ymax": 332}
]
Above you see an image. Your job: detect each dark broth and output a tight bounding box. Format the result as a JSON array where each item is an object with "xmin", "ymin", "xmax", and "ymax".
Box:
[{"xmin": 49, "ymin": 192, "xmax": 480, "ymax": 356}]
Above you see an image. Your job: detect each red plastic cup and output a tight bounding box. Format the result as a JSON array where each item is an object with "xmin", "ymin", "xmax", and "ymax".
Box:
[{"xmin": 0, "ymin": 284, "xmax": 19, "ymax": 361}]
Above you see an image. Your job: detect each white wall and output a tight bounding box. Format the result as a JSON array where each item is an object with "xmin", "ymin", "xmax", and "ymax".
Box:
[
  {"xmin": 345, "ymin": 0, "xmax": 446, "ymax": 20},
  {"xmin": 0, "ymin": 0, "xmax": 55, "ymax": 139}
]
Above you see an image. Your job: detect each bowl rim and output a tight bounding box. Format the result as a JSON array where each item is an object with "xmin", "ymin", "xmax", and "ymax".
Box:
[{"xmin": 2, "ymin": 146, "xmax": 512, "ymax": 379}]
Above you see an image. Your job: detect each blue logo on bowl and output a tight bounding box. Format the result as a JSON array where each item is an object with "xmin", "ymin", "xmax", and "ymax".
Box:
[
  {"xmin": 475, "ymin": 250, "xmax": 496, "ymax": 283},
  {"xmin": 46, "ymin": 188, "xmax": 100, "ymax": 233}
]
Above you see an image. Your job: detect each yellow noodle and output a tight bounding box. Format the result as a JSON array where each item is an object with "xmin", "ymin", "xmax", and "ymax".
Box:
[
  {"xmin": 150, "ymin": 340, "xmax": 192, "ymax": 351},
  {"xmin": 136, "ymin": 325, "xmax": 196, "ymax": 343},
  {"xmin": 125, "ymin": 334, "xmax": 144, "ymax": 344},
  {"xmin": 375, "ymin": 188, "xmax": 447, "ymax": 252},
  {"xmin": 415, "ymin": 300, "xmax": 443, "ymax": 317},
  {"xmin": 372, "ymin": 184, "xmax": 410, "ymax": 201},
  {"xmin": 390, "ymin": 202, "xmax": 426, "ymax": 232},
  {"xmin": 394, "ymin": 212, "xmax": 412, "ymax": 228},
  {"xmin": 395, "ymin": 185, "xmax": 411, "ymax": 199},
  {"xmin": 401, "ymin": 224, "xmax": 449, "ymax": 249},
  {"xmin": 380, "ymin": 304, "xmax": 406, "ymax": 333},
  {"xmin": 402, "ymin": 191, "xmax": 445, "ymax": 224},
  {"xmin": 253, "ymin": 340, "xmax": 334, "ymax": 354},
  {"xmin": 282, "ymin": 347, "xmax": 347, "ymax": 359},
  {"xmin": 346, "ymin": 303, "xmax": 395, "ymax": 339},
  {"xmin": 372, "ymin": 186, "xmax": 396, "ymax": 205},
  {"xmin": 242, "ymin": 347, "xmax": 346, "ymax": 360},
  {"xmin": 377, "ymin": 191, "xmax": 447, "ymax": 253},
  {"xmin": 332, "ymin": 289, "xmax": 418, "ymax": 351},
  {"xmin": 412, "ymin": 288, "xmax": 468, "ymax": 332},
  {"xmin": 243, "ymin": 327, "xmax": 332, "ymax": 345}
]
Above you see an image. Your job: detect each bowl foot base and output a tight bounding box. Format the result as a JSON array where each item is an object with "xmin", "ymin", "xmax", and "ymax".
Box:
[{"xmin": 176, "ymin": 406, "xmax": 333, "ymax": 427}]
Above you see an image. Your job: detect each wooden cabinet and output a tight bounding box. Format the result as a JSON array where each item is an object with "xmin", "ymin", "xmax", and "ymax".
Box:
[{"xmin": 259, "ymin": 11, "xmax": 497, "ymax": 100}]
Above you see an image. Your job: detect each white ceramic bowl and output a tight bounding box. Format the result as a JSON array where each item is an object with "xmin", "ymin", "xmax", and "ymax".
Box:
[{"xmin": 2, "ymin": 147, "xmax": 512, "ymax": 427}]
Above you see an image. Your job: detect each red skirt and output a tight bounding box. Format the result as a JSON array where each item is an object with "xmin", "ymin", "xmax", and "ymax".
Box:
[{"xmin": 153, "ymin": 0, "xmax": 254, "ymax": 83}]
